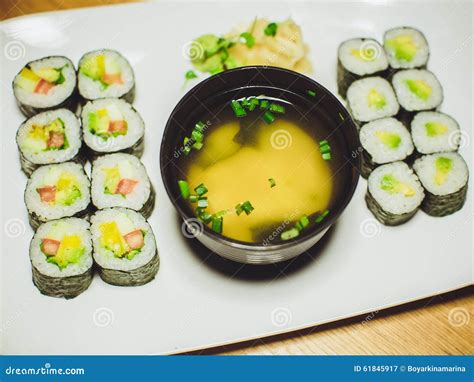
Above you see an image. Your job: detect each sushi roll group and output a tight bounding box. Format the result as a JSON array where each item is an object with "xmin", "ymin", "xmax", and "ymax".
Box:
[
  {"xmin": 29, "ymin": 218, "xmax": 93, "ymax": 299},
  {"xmin": 16, "ymin": 109, "xmax": 83, "ymax": 176},
  {"xmin": 13, "ymin": 56, "xmax": 77, "ymax": 117},
  {"xmin": 78, "ymin": 49, "xmax": 135, "ymax": 103},
  {"xmin": 90, "ymin": 208, "xmax": 159, "ymax": 286},
  {"xmin": 91, "ymin": 153, "xmax": 155, "ymax": 217},
  {"xmin": 81, "ymin": 98, "xmax": 145, "ymax": 159},
  {"xmin": 359, "ymin": 118, "xmax": 414, "ymax": 178}
]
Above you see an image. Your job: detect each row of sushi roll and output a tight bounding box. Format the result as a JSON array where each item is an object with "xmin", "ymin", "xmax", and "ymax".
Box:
[
  {"xmin": 13, "ymin": 50, "xmax": 159, "ymax": 298},
  {"xmin": 337, "ymin": 27, "xmax": 469, "ymax": 225}
]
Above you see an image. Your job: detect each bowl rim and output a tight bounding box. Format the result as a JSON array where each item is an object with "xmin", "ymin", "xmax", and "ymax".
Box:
[{"xmin": 160, "ymin": 65, "xmax": 360, "ymax": 252}]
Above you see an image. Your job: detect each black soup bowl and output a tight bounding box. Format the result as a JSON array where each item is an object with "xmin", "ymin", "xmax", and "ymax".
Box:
[{"xmin": 160, "ymin": 66, "xmax": 360, "ymax": 264}]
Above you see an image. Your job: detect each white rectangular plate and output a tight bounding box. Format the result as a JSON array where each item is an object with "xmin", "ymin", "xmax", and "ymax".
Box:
[{"xmin": 1, "ymin": 1, "xmax": 472, "ymax": 355}]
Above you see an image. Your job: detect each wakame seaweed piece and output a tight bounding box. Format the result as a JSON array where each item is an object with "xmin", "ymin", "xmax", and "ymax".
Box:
[
  {"xmin": 178, "ymin": 180, "xmax": 190, "ymax": 199},
  {"xmin": 231, "ymin": 100, "xmax": 247, "ymax": 117}
]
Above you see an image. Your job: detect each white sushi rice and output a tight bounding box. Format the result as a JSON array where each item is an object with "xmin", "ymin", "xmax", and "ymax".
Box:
[
  {"xmin": 392, "ymin": 69, "xmax": 443, "ymax": 111},
  {"xmin": 30, "ymin": 218, "xmax": 93, "ymax": 277},
  {"xmin": 411, "ymin": 111, "xmax": 460, "ymax": 154},
  {"xmin": 13, "ymin": 56, "xmax": 76, "ymax": 109},
  {"xmin": 384, "ymin": 27, "xmax": 429, "ymax": 69},
  {"xmin": 91, "ymin": 153, "xmax": 151, "ymax": 210},
  {"xmin": 90, "ymin": 208, "xmax": 156, "ymax": 271},
  {"xmin": 368, "ymin": 161, "xmax": 424, "ymax": 215},
  {"xmin": 25, "ymin": 162, "xmax": 91, "ymax": 221},
  {"xmin": 78, "ymin": 49, "xmax": 134, "ymax": 100},
  {"xmin": 347, "ymin": 77, "xmax": 399, "ymax": 122},
  {"xmin": 82, "ymin": 98, "xmax": 144, "ymax": 153},
  {"xmin": 338, "ymin": 38, "xmax": 388, "ymax": 76},
  {"xmin": 413, "ymin": 152, "xmax": 468, "ymax": 196},
  {"xmin": 17, "ymin": 109, "xmax": 81, "ymax": 165},
  {"xmin": 360, "ymin": 118, "xmax": 414, "ymax": 164}
]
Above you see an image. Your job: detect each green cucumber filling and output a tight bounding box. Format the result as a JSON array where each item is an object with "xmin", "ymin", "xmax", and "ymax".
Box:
[
  {"xmin": 425, "ymin": 121, "xmax": 448, "ymax": 137},
  {"xmin": 23, "ymin": 118, "xmax": 69, "ymax": 153},
  {"xmin": 405, "ymin": 79, "xmax": 432, "ymax": 100},
  {"xmin": 434, "ymin": 157, "xmax": 452, "ymax": 185},
  {"xmin": 367, "ymin": 89, "xmax": 386, "ymax": 109},
  {"xmin": 380, "ymin": 174, "xmax": 415, "ymax": 196},
  {"xmin": 80, "ymin": 54, "xmax": 123, "ymax": 88},
  {"xmin": 375, "ymin": 131, "xmax": 401, "ymax": 149},
  {"xmin": 385, "ymin": 35, "xmax": 417, "ymax": 62},
  {"xmin": 16, "ymin": 65, "xmax": 67, "ymax": 94},
  {"xmin": 99, "ymin": 214, "xmax": 146, "ymax": 260},
  {"xmin": 88, "ymin": 106, "xmax": 128, "ymax": 139}
]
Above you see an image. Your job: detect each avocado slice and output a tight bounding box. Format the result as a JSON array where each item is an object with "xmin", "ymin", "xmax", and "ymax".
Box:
[
  {"xmin": 47, "ymin": 235, "xmax": 84, "ymax": 270},
  {"xmin": 425, "ymin": 121, "xmax": 448, "ymax": 137},
  {"xmin": 368, "ymin": 89, "xmax": 386, "ymax": 109},
  {"xmin": 405, "ymin": 79, "xmax": 432, "ymax": 100},
  {"xmin": 434, "ymin": 157, "xmax": 452, "ymax": 185},
  {"xmin": 103, "ymin": 166, "xmax": 121, "ymax": 194},
  {"xmin": 55, "ymin": 173, "xmax": 81, "ymax": 206},
  {"xmin": 81, "ymin": 54, "xmax": 105, "ymax": 80},
  {"xmin": 36, "ymin": 67, "xmax": 60, "ymax": 83},
  {"xmin": 386, "ymin": 35, "xmax": 417, "ymax": 62},
  {"xmin": 375, "ymin": 131, "xmax": 401, "ymax": 149},
  {"xmin": 380, "ymin": 174, "xmax": 415, "ymax": 196},
  {"xmin": 88, "ymin": 110, "xmax": 110, "ymax": 136}
]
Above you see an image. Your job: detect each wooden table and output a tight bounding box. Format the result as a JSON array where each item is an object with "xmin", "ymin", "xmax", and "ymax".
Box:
[{"xmin": 2, "ymin": 0, "xmax": 473, "ymax": 356}]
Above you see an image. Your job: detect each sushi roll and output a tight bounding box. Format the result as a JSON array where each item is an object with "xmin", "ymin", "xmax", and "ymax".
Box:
[
  {"xmin": 78, "ymin": 49, "xmax": 135, "ymax": 103},
  {"xmin": 91, "ymin": 153, "xmax": 155, "ymax": 217},
  {"xmin": 391, "ymin": 69, "xmax": 443, "ymax": 125},
  {"xmin": 366, "ymin": 161, "xmax": 424, "ymax": 225},
  {"xmin": 337, "ymin": 38, "xmax": 389, "ymax": 98},
  {"xmin": 29, "ymin": 218, "xmax": 93, "ymax": 299},
  {"xmin": 359, "ymin": 118, "xmax": 414, "ymax": 178},
  {"xmin": 12, "ymin": 56, "xmax": 77, "ymax": 117},
  {"xmin": 16, "ymin": 109, "xmax": 83, "ymax": 176},
  {"xmin": 81, "ymin": 98, "xmax": 145, "ymax": 159},
  {"xmin": 25, "ymin": 162, "xmax": 91, "ymax": 230},
  {"xmin": 346, "ymin": 77, "xmax": 399, "ymax": 126},
  {"xmin": 413, "ymin": 152, "xmax": 468, "ymax": 217},
  {"xmin": 411, "ymin": 111, "xmax": 461, "ymax": 154},
  {"xmin": 90, "ymin": 208, "xmax": 159, "ymax": 286},
  {"xmin": 384, "ymin": 27, "xmax": 429, "ymax": 70}
]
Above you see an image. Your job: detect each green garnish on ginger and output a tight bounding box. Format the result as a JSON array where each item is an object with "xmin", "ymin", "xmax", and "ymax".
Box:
[
  {"xmin": 386, "ymin": 35, "xmax": 417, "ymax": 62},
  {"xmin": 375, "ymin": 131, "xmax": 402, "ymax": 149},
  {"xmin": 434, "ymin": 157, "xmax": 452, "ymax": 185},
  {"xmin": 425, "ymin": 121, "xmax": 448, "ymax": 137},
  {"xmin": 405, "ymin": 79, "xmax": 432, "ymax": 100},
  {"xmin": 380, "ymin": 174, "xmax": 415, "ymax": 196},
  {"xmin": 264, "ymin": 22, "xmax": 278, "ymax": 37},
  {"xmin": 368, "ymin": 89, "xmax": 386, "ymax": 109},
  {"xmin": 240, "ymin": 32, "xmax": 256, "ymax": 48},
  {"xmin": 185, "ymin": 70, "xmax": 198, "ymax": 80}
]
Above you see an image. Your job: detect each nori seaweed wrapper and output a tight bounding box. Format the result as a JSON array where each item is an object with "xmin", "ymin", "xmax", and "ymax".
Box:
[{"xmin": 365, "ymin": 189, "xmax": 419, "ymax": 226}]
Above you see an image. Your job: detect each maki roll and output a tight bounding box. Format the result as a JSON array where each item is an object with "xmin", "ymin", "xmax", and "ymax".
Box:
[
  {"xmin": 16, "ymin": 109, "xmax": 83, "ymax": 176},
  {"xmin": 337, "ymin": 38, "xmax": 389, "ymax": 98},
  {"xmin": 81, "ymin": 98, "xmax": 145, "ymax": 159},
  {"xmin": 90, "ymin": 208, "xmax": 159, "ymax": 286},
  {"xmin": 366, "ymin": 161, "xmax": 424, "ymax": 225},
  {"xmin": 384, "ymin": 27, "xmax": 429, "ymax": 70},
  {"xmin": 13, "ymin": 56, "xmax": 77, "ymax": 117},
  {"xmin": 91, "ymin": 153, "xmax": 155, "ymax": 217},
  {"xmin": 413, "ymin": 152, "xmax": 468, "ymax": 217},
  {"xmin": 25, "ymin": 162, "xmax": 91, "ymax": 230},
  {"xmin": 346, "ymin": 77, "xmax": 399, "ymax": 126},
  {"xmin": 391, "ymin": 69, "xmax": 443, "ymax": 125},
  {"xmin": 359, "ymin": 118, "xmax": 414, "ymax": 178},
  {"xmin": 411, "ymin": 111, "xmax": 461, "ymax": 154},
  {"xmin": 78, "ymin": 49, "xmax": 135, "ymax": 103},
  {"xmin": 29, "ymin": 218, "xmax": 93, "ymax": 299}
]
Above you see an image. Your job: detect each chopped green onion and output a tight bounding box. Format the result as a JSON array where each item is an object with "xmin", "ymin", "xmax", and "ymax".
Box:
[
  {"xmin": 299, "ymin": 215, "xmax": 310, "ymax": 229},
  {"xmin": 281, "ymin": 227, "xmax": 300, "ymax": 241},
  {"xmin": 315, "ymin": 210, "xmax": 330, "ymax": 223},
  {"xmin": 197, "ymin": 197, "xmax": 208, "ymax": 208},
  {"xmin": 260, "ymin": 100, "xmax": 270, "ymax": 110},
  {"xmin": 268, "ymin": 178, "xmax": 276, "ymax": 188},
  {"xmin": 306, "ymin": 90, "xmax": 316, "ymax": 97},
  {"xmin": 240, "ymin": 32, "xmax": 255, "ymax": 48},
  {"xmin": 247, "ymin": 97, "xmax": 260, "ymax": 111},
  {"xmin": 198, "ymin": 210, "xmax": 212, "ymax": 224},
  {"xmin": 178, "ymin": 180, "xmax": 190, "ymax": 199},
  {"xmin": 185, "ymin": 70, "xmax": 198, "ymax": 80},
  {"xmin": 189, "ymin": 194, "xmax": 198, "ymax": 203},
  {"xmin": 320, "ymin": 144, "xmax": 331, "ymax": 154},
  {"xmin": 235, "ymin": 203, "xmax": 243, "ymax": 216},
  {"xmin": 264, "ymin": 22, "xmax": 278, "ymax": 37},
  {"xmin": 195, "ymin": 121, "xmax": 206, "ymax": 132},
  {"xmin": 322, "ymin": 152, "xmax": 332, "ymax": 161},
  {"xmin": 194, "ymin": 183, "xmax": 208, "ymax": 196},
  {"xmin": 269, "ymin": 103, "xmax": 286, "ymax": 114},
  {"xmin": 231, "ymin": 100, "xmax": 247, "ymax": 117},
  {"xmin": 211, "ymin": 216, "xmax": 223, "ymax": 234},
  {"xmin": 319, "ymin": 140, "xmax": 328, "ymax": 147},
  {"xmin": 191, "ymin": 129, "xmax": 203, "ymax": 143},
  {"xmin": 183, "ymin": 146, "xmax": 191, "ymax": 155},
  {"xmin": 241, "ymin": 201, "xmax": 254, "ymax": 215},
  {"xmin": 339, "ymin": 112, "xmax": 345, "ymax": 121},
  {"xmin": 262, "ymin": 111, "xmax": 275, "ymax": 124},
  {"xmin": 192, "ymin": 142, "xmax": 203, "ymax": 150}
]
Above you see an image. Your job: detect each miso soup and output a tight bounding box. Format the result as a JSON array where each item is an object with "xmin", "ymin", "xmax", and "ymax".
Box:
[{"xmin": 177, "ymin": 97, "xmax": 345, "ymax": 244}]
